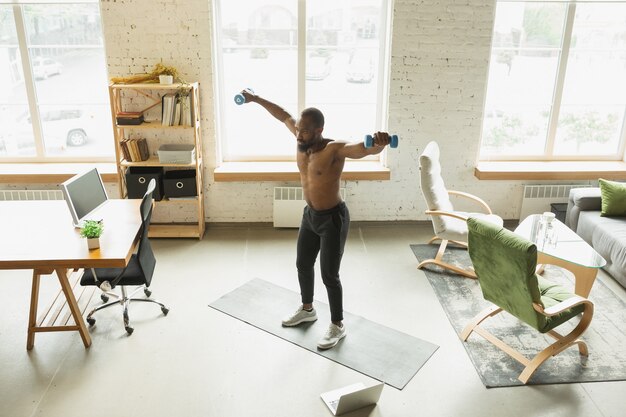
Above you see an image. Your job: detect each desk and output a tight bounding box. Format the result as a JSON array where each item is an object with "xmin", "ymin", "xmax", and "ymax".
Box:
[
  {"xmin": 515, "ymin": 214, "xmax": 606, "ymax": 297},
  {"xmin": 0, "ymin": 199, "xmax": 142, "ymax": 349}
]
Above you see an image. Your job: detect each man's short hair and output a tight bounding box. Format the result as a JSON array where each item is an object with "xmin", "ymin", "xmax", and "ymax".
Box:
[{"xmin": 300, "ymin": 107, "xmax": 325, "ymax": 129}]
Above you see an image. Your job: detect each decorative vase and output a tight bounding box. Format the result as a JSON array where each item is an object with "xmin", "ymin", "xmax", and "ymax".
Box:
[{"xmin": 87, "ymin": 237, "xmax": 100, "ymax": 250}]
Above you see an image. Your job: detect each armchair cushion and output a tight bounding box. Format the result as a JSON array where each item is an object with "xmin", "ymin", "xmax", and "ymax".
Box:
[
  {"xmin": 537, "ymin": 276, "xmax": 585, "ymax": 332},
  {"xmin": 468, "ymin": 218, "xmax": 584, "ymax": 333},
  {"xmin": 419, "ymin": 142, "xmax": 454, "ymax": 235},
  {"xmin": 468, "ymin": 218, "xmax": 543, "ymax": 329},
  {"xmin": 420, "ymin": 142, "xmax": 503, "ymax": 240},
  {"xmin": 439, "ymin": 212, "xmax": 503, "ymax": 242}
]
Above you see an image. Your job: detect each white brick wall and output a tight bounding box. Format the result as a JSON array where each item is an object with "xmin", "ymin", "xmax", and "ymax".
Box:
[{"xmin": 98, "ymin": 0, "xmax": 530, "ymax": 222}]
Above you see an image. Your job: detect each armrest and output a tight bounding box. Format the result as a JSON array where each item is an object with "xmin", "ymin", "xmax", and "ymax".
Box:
[
  {"xmin": 425, "ymin": 210, "xmax": 468, "ymax": 221},
  {"xmin": 448, "ymin": 190, "xmax": 492, "ymax": 214},
  {"xmin": 570, "ymin": 187, "xmax": 602, "ymax": 211},
  {"xmin": 565, "ymin": 187, "xmax": 601, "ymax": 230},
  {"xmin": 532, "ymin": 295, "xmax": 592, "ymax": 317}
]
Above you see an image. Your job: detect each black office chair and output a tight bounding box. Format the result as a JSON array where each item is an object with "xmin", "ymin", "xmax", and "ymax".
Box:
[{"xmin": 81, "ymin": 179, "xmax": 169, "ymax": 335}]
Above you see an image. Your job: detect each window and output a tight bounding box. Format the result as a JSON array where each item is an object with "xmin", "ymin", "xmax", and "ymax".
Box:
[
  {"xmin": 214, "ymin": 0, "xmax": 391, "ymax": 161},
  {"xmin": 0, "ymin": 2, "xmax": 113, "ymax": 161},
  {"xmin": 479, "ymin": 1, "xmax": 626, "ymax": 160}
]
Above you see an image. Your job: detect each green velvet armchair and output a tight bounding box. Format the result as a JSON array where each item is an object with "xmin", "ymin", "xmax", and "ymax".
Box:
[{"xmin": 461, "ymin": 217, "xmax": 594, "ymax": 384}]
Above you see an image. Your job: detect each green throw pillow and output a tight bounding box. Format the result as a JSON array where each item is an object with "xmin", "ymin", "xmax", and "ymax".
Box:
[{"xmin": 599, "ymin": 178, "xmax": 626, "ymax": 217}]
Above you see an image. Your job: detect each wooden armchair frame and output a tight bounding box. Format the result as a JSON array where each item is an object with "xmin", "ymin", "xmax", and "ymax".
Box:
[
  {"xmin": 460, "ymin": 291, "xmax": 594, "ymax": 384},
  {"xmin": 418, "ymin": 190, "xmax": 494, "ymax": 279}
]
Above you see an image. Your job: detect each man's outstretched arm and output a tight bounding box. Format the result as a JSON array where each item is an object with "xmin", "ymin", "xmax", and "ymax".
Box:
[
  {"xmin": 335, "ymin": 131, "xmax": 390, "ymax": 159},
  {"xmin": 241, "ymin": 90, "xmax": 297, "ymax": 137}
]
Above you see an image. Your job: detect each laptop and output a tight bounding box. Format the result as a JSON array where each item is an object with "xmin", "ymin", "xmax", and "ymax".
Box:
[{"xmin": 320, "ymin": 382, "xmax": 384, "ymax": 415}]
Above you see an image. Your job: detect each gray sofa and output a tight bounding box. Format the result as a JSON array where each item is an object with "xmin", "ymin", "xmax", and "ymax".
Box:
[{"xmin": 565, "ymin": 187, "xmax": 626, "ymax": 288}]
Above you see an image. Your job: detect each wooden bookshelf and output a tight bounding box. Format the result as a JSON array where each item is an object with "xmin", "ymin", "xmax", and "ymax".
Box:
[{"xmin": 108, "ymin": 82, "xmax": 205, "ymax": 239}]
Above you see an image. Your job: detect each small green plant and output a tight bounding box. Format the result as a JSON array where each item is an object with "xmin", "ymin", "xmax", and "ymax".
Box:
[{"xmin": 80, "ymin": 220, "xmax": 104, "ymax": 239}]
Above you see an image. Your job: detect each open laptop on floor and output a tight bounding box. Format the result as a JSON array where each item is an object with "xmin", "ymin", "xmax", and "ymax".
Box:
[{"xmin": 320, "ymin": 382, "xmax": 384, "ymax": 415}]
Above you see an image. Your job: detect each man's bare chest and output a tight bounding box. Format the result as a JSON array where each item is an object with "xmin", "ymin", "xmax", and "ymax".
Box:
[{"xmin": 297, "ymin": 152, "xmax": 336, "ymax": 177}]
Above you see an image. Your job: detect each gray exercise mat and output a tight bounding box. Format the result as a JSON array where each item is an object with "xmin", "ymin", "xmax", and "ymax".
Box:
[{"xmin": 209, "ymin": 278, "xmax": 438, "ymax": 390}]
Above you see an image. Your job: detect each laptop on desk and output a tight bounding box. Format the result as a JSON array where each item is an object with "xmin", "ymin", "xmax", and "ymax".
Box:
[
  {"xmin": 321, "ymin": 382, "xmax": 384, "ymax": 415},
  {"xmin": 60, "ymin": 167, "xmax": 109, "ymax": 228}
]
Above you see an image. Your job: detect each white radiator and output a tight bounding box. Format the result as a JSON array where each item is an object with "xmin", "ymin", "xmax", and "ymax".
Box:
[
  {"xmin": 273, "ymin": 187, "xmax": 346, "ymax": 228},
  {"xmin": 519, "ymin": 184, "xmax": 591, "ymax": 220},
  {"xmin": 0, "ymin": 189, "xmax": 63, "ymax": 201}
]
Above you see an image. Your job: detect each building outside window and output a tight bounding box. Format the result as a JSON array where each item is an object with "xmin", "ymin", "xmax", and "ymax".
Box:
[
  {"xmin": 0, "ymin": 1, "xmax": 113, "ymax": 161},
  {"xmin": 214, "ymin": 0, "xmax": 391, "ymax": 161},
  {"xmin": 479, "ymin": 1, "xmax": 626, "ymax": 160}
]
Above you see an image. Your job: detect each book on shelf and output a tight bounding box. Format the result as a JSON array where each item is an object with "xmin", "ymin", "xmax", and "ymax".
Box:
[
  {"xmin": 120, "ymin": 138, "xmax": 149, "ymax": 162},
  {"xmin": 161, "ymin": 93, "xmax": 194, "ymax": 127},
  {"xmin": 161, "ymin": 93, "xmax": 177, "ymax": 126},
  {"xmin": 116, "ymin": 111, "xmax": 144, "ymax": 126},
  {"xmin": 173, "ymin": 100, "xmax": 181, "ymax": 126},
  {"xmin": 120, "ymin": 139, "xmax": 131, "ymax": 161}
]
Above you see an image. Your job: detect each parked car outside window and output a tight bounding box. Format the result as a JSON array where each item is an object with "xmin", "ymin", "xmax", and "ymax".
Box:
[
  {"xmin": 32, "ymin": 57, "xmax": 63, "ymax": 80},
  {"xmin": 306, "ymin": 56, "xmax": 331, "ymax": 80},
  {"xmin": 346, "ymin": 53, "xmax": 374, "ymax": 83},
  {"xmin": 1, "ymin": 108, "xmax": 93, "ymax": 153}
]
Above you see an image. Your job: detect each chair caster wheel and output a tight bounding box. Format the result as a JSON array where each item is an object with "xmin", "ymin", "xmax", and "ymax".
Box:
[
  {"xmin": 144, "ymin": 288, "xmax": 152, "ymax": 297},
  {"xmin": 161, "ymin": 307, "xmax": 169, "ymax": 316},
  {"xmin": 101, "ymin": 294, "xmax": 109, "ymax": 303},
  {"xmin": 87, "ymin": 317, "xmax": 96, "ymax": 326},
  {"xmin": 125, "ymin": 326, "xmax": 134, "ymax": 335}
]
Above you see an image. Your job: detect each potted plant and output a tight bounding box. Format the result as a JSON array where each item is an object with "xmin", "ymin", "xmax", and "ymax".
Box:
[{"xmin": 80, "ymin": 220, "xmax": 104, "ymax": 249}]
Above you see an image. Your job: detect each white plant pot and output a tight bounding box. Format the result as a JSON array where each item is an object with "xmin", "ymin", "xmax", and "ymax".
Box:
[
  {"xmin": 159, "ymin": 74, "xmax": 173, "ymax": 84},
  {"xmin": 87, "ymin": 238, "xmax": 100, "ymax": 250}
]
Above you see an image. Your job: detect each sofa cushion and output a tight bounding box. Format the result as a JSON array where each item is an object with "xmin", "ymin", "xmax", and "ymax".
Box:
[{"xmin": 599, "ymin": 178, "xmax": 626, "ymax": 217}]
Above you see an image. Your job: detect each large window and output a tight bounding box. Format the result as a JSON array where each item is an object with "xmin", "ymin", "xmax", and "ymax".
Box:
[
  {"xmin": 214, "ymin": 0, "xmax": 391, "ymax": 161},
  {"xmin": 480, "ymin": 1, "xmax": 626, "ymax": 160},
  {"xmin": 0, "ymin": 2, "xmax": 113, "ymax": 161}
]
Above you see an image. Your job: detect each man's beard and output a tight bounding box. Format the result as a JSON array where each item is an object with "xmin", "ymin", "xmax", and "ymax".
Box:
[{"xmin": 298, "ymin": 141, "xmax": 314, "ymax": 153}]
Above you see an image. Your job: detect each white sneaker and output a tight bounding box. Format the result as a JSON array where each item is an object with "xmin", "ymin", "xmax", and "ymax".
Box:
[
  {"xmin": 281, "ymin": 306, "xmax": 318, "ymax": 327},
  {"xmin": 317, "ymin": 323, "xmax": 346, "ymax": 349}
]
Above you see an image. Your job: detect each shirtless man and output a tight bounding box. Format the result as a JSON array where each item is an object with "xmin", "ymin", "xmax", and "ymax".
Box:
[{"xmin": 241, "ymin": 90, "xmax": 390, "ymax": 349}]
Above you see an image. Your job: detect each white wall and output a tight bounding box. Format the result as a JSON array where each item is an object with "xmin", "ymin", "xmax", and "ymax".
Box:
[{"xmin": 99, "ymin": 0, "xmax": 555, "ymax": 222}]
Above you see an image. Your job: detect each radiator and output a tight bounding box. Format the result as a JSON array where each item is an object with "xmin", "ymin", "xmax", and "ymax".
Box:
[
  {"xmin": 0, "ymin": 189, "xmax": 63, "ymax": 201},
  {"xmin": 519, "ymin": 184, "xmax": 591, "ymax": 220},
  {"xmin": 273, "ymin": 187, "xmax": 346, "ymax": 228}
]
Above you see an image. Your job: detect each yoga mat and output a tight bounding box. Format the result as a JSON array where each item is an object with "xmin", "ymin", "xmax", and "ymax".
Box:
[{"xmin": 209, "ymin": 278, "xmax": 438, "ymax": 390}]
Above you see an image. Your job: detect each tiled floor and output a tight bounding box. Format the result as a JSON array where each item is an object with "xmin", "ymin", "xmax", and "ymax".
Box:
[{"xmin": 0, "ymin": 223, "xmax": 624, "ymax": 417}]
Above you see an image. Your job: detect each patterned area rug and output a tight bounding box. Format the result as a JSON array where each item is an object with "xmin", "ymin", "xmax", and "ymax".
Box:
[{"xmin": 411, "ymin": 244, "xmax": 626, "ymax": 387}]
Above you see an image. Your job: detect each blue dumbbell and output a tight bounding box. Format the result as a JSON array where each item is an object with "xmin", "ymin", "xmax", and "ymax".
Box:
[
  {"xmin": 234, "ymin": 88, "xmax": 254, "ymax": 105},
  {"xmin": 365, "ymin": 134, "xmax": 399, "ymax": 148}
]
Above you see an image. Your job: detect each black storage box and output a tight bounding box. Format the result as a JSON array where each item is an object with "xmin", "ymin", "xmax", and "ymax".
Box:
[
  {"xmin": 125, "ymin": 166, "xmax": 164, "ymax": 201},
  {"xmin": 163, "ymin": 169, "xmax": 197, "ymax": 198},
  {"xmin": 550, "ymin": 202, "xmax": 568, "ymax": 223}
]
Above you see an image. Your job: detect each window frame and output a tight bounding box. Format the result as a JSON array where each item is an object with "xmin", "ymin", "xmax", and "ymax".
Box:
[
  {"xmin": 479, "ymin": 0, "xmax": 626, "ymax": 162},
  {"xmin": 212, "ymin": 0, "xmax": 393, "ymax": 164},
  {"xmin": 0, "ymin": 2, "xmax": 112, "ymax": 163}
]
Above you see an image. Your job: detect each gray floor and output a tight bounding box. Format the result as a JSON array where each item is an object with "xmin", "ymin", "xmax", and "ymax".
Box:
[{"xmin": 0, "ymin": 222, "xmax": 624, "ymax": 417}]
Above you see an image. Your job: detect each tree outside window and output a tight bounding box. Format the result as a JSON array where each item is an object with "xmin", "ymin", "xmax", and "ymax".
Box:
[{"xmin": 480, "ymin": 2, "xmax": 626, "ymax": 160}]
